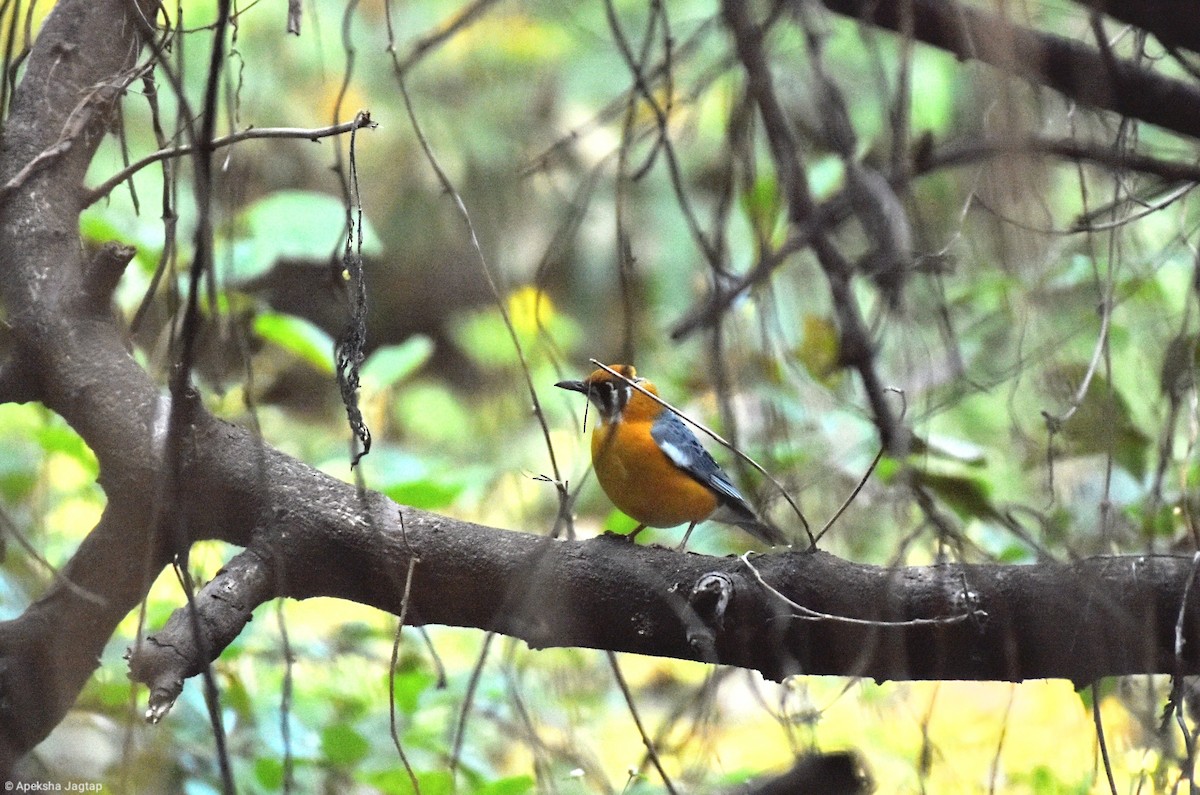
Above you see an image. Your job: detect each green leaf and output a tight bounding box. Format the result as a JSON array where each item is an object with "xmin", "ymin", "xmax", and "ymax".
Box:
[
  {"xmin": 1040, "ymin": 364, "xmax": 1150, "ymax": 480},
  {"xmin": 1160, "ymin": 332, "xmax": 1199, "ymax": 399},
  {"xmin": 1011, "ymin": 766, "xmax": 1090, "ymax": 794},
  {"xmin": 254, "ymin": 311, "xmax": 335, "ymax": 374},
  {"xmin": 320, "ymin": 722, "xmax": 371, "ymax": 767},
  {"xmin": 35, "ymin": 423, "xmax": 97, "ymax": 466},
  {"xmin": 1136, "ymin": 501, "xmax": 1178, "ymax": 539},
  {"xmin": 449, "ymin": 288, "xmax": 582, "ymax": 371},
  {"xmin": 602, "ymin": 509, "xmax": 641, "ymax": 537},
  {"xmin": 359, "ymin": 769, "xmax": 454, "ymax": 795},
  {"xmin": 1076, "ymin": 677, "xmax": 1117, "ymax": 712},
  {"xmin": 874, "ymin": 455, "xmax": 902, "ymax": 483},
  {"xmin": 79, "ymin": 677, "xmax": 132, "ymax": 711},
  {"xmin": 912, "ymin": 434, "xmax": 986, "ymax": 466},
  {"xmin": 0, "ymin": 441, "xmax": 39, "ymax": 502},
  {"xmin": 383, "ymin": 479, "xmax": 465, "ymax": 511},
  {"xmin": 388, "ymin": 669, "xmax": 437, "ymax": 716},
  {"xmin": 254, "ymin": 756, "xmax": 285, "ymax": 790},
  {"xmin": 361, "ymin": 336, "xmax": 434, "ymax": 393},
  {"xmin": 914, "ymin": 469, "xmax": 995, "ymax": 522},
  {"xmin": 226, "ymin": 190, "xmax": 382, "ymax": 283},
  {"xmin": 451, "ymin": 308, "xmax": 520, "ymax": 368},
  {"xmin": 392, "ymin": 382, "xmax": 475, "ymax": 448},
  {"xmin": 79, "ymin": 209, "xmax": 163, "ymax": 272},
  {"xmin": 797, "ymin": 314, "xmax": 840, "ymax": 384},
  {"xmin": 908, "ymin": 52, "xmax": 956, "ymax": 133},
  {"xmin": 475, "ymin": 775, "xmax": 536, "ymax": 795},
  {"xmin": 222, "ymin": 672, "xmax": 254, "ymax": 721},
  {"xmin": 363, "ymin": 450, "xmax": 467, "ymax": 511},
  {"xmin": 740, "ymin": 174, "xmax": 781, "ymax": 241}
]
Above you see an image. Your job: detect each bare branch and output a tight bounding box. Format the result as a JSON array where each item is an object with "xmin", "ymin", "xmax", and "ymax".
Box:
[
  {"xmin": 0, "ymin": 76, "xmax": 128, "ymax": 201},
  {"xmin": 1067, "ymin": 0, "xmax": 1200, "ymax": 56},
  {"xmin": 83, "ymin": 113, "xmax": 377, "ymax": 207},
  {"xmin": 122, "ymin": 460, "xmax": 1200, "ymax": 705},
  {"xmin": 670, "ymin": 134, "xmax": 1200, "ymax": 340},
  {"xmin": 721, "ymin": 0, "xmax": 906, "ymax": 454},
  {"xmin": 816, "ymin": 0, "xmax": 1200, "ymax": 142}
]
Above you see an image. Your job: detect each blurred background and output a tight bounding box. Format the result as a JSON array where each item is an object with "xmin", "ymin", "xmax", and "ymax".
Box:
[{"xmin": 5, "ymin": 0, "xmax": 1200, "ymax": 790}]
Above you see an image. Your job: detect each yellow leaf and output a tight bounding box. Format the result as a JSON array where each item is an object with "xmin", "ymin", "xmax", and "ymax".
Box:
[
  {"xmin": 507, "ymin": 285, "xmax": 555, "ymax": 337},
  {"xmin": 798, "ymin": 314, "xmax": 840, "ymax": 383}
]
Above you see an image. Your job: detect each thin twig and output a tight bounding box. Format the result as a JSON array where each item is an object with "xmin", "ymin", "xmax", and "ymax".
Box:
[
  {"xmin": 1172, "ymin": 552, "xmax": 1200, "ymax": 793},
  {"xmin": 812, "ymin": 446, "xmax": 883, "ymax": 549},
  {"xmin": 603, "ymin": 0, "xmax": 719, "ymax": 268},
  {"xmin": 519, "ymin": 18, "xmax": 717, "ymax": 179},
  {"xmin": 388, "ymin": 25, "xmax": 566, "ymax": 503},
  {"xmin": 1039, "ymin": 289, "xmax": 1113, "ymax": 429},
  {"xmin": 816, "ymin": 386, "xmax": 905, "ymax": 549},
  {"xmin": 605, "ymin": 651, "xmax": 679, "ymax": 795},
  {"xmin": 388, "ymin": 554, "xmax": 422, "ymax": 793},
  {"xmin": 1092, "ymin": 681, "xmax": 1118, "ymax": 795},
  {"xmin": 722, "ymin": 0, "xmax": 905, "ymax": 454},
  {"xmin": 0, "ymin": 506, "xmax": 107, "ymax": 605},
  {"xmin": 392, "ymin": 0, "xmax": 501, "ymax": 77},
  {"xmin": 671, "ymin": 134, "xmax": 1200, "ymax": 342},
  {"xmin": 83, "ymin": 116, "xmax": 376, "ymax": 207},
  {"xmin": 986, "ymin": 685, "xmax": 1016, "ymax": 795},
  {"xmin": 164, "ymin": 0, "xmax": 236, "ymax": 788},
  {"xmin": 2, "ymin": 71, "xmax": 136, "ymax": 200},
  {"xmin": 448, "ymin": 631, "xmax": 495, "ymax": 778},
  {"xmin": 275, "ymin": 598, "xmax": 295, "ymax": 795},
  {"xmin": 740, "ymin": 553, "xmax": 980, "ymax": 628}
]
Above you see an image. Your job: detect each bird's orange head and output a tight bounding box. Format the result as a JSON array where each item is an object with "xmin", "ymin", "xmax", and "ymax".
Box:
[{"xmin": 555, "ymin": 364, "xmax": 660, "ymax": 424}]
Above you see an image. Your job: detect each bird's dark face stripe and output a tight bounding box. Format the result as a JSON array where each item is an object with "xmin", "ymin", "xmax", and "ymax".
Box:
[
  {"xmin": 610, "ymin": 381, "xmax": 631, "ymax": 419},
  {"xmin": 583, "ymin": 378, "xmax": 633, "ymax": 423},
  {"xmin": 557, "ymin": 369, "xmax": 641, "ymax": 423}
]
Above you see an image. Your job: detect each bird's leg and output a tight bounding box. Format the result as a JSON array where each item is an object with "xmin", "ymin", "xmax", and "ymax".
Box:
[
  {"xmin": 627, "ymin": 524, "xmax": 647, "ymax": 542},
  {"xmin": 675, "ymin": 521, "xmax": 698, "ymax": 551}
]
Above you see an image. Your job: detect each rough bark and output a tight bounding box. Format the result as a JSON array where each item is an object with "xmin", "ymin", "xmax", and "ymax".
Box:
[
  {"xmin": 129, "ymin": 499, "xmax": 1200, "ymax": 708},
  {"xmin": 1072, "ymin": 0, "xmax": 1200, "ymax": 55},
  {"xmin": 0, "ymin": 0, "xmax": 165, "ymax": 771},
  {"xmin": 815, "ymin": 0, "xmax": 1200, "ymax": 142}
]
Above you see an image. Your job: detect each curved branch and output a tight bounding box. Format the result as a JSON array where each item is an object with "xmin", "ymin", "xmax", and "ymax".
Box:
[
  {"xmin": 0, "ymin": 0, "xmax": 165, "ymax": 772},
  {"xmin": 82, "ymin": 113, "xmax": 377, "ymax": 208},
  {"xmin": 816, "ymin": 0, "xmax": 1200, "ymax": 142},
  {"xmin": 1070, "ymin": 0, "xmax": 1200, "ymax": 56},
  {"xmin": 722, "ymin": 0, "xmax": 905, "ymax": 453},
  {"xmin": 670, "ymin": 134, "xmax": 1200, "ymax": 340}
]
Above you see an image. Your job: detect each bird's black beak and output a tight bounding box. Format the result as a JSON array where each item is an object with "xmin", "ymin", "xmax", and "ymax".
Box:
[{"xmin": 555, "ymin": 379, "xmax": 588, "ymax": 394}]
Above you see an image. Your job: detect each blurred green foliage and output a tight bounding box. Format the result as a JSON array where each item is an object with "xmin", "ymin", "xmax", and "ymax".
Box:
[{"xmin": 228, "ymin": 190, "xmax": 384, "ymax": 285}]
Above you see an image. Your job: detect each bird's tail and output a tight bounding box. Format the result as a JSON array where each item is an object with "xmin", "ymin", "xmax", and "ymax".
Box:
[
  {"xmin": 712, "ymin": 501, "xmax": 789, "ymax": 546},
  {"xmin": 733, "ymin": 517, "xmax": 789, "ymax": 547}
]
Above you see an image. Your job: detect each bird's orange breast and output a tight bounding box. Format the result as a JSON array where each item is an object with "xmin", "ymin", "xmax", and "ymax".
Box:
[{"xmin": 591, "ymin": 418, "xmax": 718, "ymax": 528}]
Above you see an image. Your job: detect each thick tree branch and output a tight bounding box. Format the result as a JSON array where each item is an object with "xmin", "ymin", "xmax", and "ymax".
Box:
[
  {"xmin": 0, "ymin": 0, "xmax": 164, "ymax": 771},
  {"xmin": 125, "ymin": 451, "xmax": 1200, "ymax": 723},
  {"xmin": 1072, "ymin": 0, "xmax": 1200, "ymax": 56},
  {"xmin": 815, "ymin": 0, "xmax": 1200, "ymax": 142}
]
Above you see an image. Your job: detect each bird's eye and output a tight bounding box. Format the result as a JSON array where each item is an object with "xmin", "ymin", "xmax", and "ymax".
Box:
[{"xmin": 586, "ymin": 381, "xmax": 618, "ymax": 415}]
